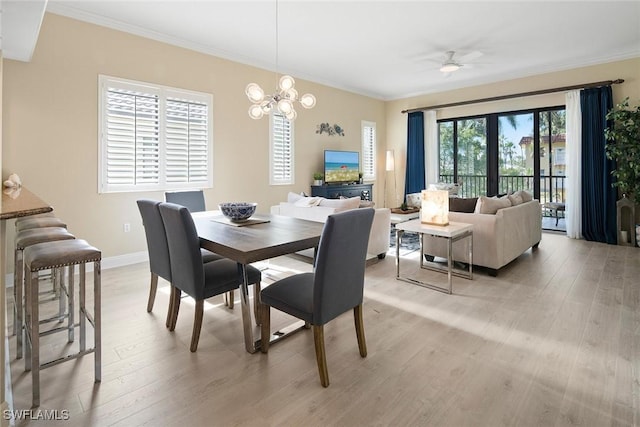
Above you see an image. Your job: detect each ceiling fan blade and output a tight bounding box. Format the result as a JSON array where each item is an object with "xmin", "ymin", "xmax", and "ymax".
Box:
[{"xmin": 459, "ymin": 50, "xmax": 483, "ymax": 63}]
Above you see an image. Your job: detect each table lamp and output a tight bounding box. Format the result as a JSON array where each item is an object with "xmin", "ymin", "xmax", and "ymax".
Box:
[{"xmin": 421, "ymin": 189, "xmax": 449, "ymax": 226}]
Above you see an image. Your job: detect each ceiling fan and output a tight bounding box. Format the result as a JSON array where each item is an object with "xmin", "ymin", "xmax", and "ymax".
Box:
[{"xmin": 438, "ymin": 50, "xmax": 484, "ymax": 75}]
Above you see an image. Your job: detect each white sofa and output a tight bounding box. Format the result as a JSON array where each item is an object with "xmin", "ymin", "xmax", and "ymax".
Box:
[
  {"xmin": 270, "ymin": 193, "xmax": 391, "ymax": 259},
  {"xmin": 421, "ymin": 195, "xmax": 542, "ymax": 275}
]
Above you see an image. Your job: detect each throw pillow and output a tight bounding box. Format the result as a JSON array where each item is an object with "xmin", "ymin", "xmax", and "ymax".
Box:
[
  {"xmin": 287, "ymin": 192, "xmax": 304, "ymax": 203},
  {"xmin": 293, "ymin": 196, "xmax": 323, "ymax": 207},
  {"xmin": 513, "ymin": 190, "xmax": 533, "ymax": 202},
  {"xmin": 508, "ymin": 193, "xmax": 524, "ymax": 206},
  {"xmin": 318, "ymin": 196, "xmax": 361, "ymax": 211},
  {"xmin": 449, "ymin": 197, "xmax": 478, "ymax": 213},
  {"xmin": 406, "ymin": 193, "xmax": 422, "ymax": 208},
  {"xmin": 475, "ymin": 195, "xmax": 512, "ymax": 214}
]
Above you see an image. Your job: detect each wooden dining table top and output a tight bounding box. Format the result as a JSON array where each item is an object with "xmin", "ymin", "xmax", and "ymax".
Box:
[
  {"xmin": 1, "ymin": 187, "xmax": 53, "ymax": 221},
  {"xmin": 192, "ymin": 211, "xmax": 324, "ymax": 265}
]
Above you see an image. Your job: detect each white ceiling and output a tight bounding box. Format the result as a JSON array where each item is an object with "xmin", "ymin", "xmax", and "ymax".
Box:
[{"xmin": 5, "ymin": 1, "xmax": 640, "ymax": 100}]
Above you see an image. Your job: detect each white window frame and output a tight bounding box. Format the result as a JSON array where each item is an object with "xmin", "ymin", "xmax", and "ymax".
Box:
[
  {"xmin": 98, "ymin": 75, "xmax": 214, "ymax": 193},
  {"xmin": 361, "ymin": 120, "xmax": 377, "ymax": 181},
  {"xmin": 270, "ymin": 112, "xmax": 295, "ymax": 185}
]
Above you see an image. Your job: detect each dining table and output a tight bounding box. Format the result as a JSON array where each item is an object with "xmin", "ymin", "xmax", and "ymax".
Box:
[
  {"xmin": 192, "ymin": 211, "xmax": 324, "ymax": 353},
  {"xmin": 1, "ymin": 186, "xmax": 54, "ymax": 413}
]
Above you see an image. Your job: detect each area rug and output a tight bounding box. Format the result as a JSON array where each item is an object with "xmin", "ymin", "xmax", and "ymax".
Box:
[{"xmin": 389, "ymin": 225, "xmax": 420, "ymax": 255}]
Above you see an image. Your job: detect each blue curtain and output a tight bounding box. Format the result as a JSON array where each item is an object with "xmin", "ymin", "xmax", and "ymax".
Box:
[
  {"xmin": 405, "ymin": 112, "xmax": 425, "ymax": 202},
  {"xmin": 580, "ymin": 86, "xmax": 616, "ymax": 244}
]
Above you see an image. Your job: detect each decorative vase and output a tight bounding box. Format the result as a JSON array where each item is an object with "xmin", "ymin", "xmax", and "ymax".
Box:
[{"xmin": 313, "ymin": 180, "xmax": 323, "ymax": 186}]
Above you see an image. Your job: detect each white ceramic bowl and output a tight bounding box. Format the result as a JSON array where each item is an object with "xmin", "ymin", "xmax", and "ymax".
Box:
[{"xmin": 219, "ymin": 202, "xmax": 257, "ymax": 222}]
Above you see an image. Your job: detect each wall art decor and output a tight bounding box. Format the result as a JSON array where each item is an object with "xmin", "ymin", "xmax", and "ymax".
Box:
[{"xmin": 316, "ymin": 123, "xmax": 345, "ymax": 136}]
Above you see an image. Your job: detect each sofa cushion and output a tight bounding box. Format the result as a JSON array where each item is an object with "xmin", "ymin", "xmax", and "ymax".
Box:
[
  {"xmin": 449, "ymin": 197, "xmax": 478, "ymax": 213},
  {"xmin": 508, "ymin": 193, "xmax": 524, "ymax": 206},
  {"xmin": 287, "ymin": 192, "xmax": 303, "ymax": 203},
  {"xmin": 318, "ymin": 196, "xmax": 361, "ymax": 211},
  {"xmin": 513, "ymin": 190, "xmax": 533, "ymax": 202},
  {"xmin": 475, "ymin": 195, "xmax": 512, "ymax": 214}
]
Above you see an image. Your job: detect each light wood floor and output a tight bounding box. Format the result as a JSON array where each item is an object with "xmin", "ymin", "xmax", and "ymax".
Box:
[{"xmin": 7, "ymin": 232, "xmax": 640, "ymax": 426}]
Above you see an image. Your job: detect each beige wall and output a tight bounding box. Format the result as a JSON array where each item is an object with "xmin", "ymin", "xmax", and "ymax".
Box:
[
  {"xmin": 4, "ymin": 12, "xmax": 639, "ymax": 263},
  {"xmin": 384, "ymin": 58, "xmax": 640, "ymax": 205},
  {"xmin": 2, "ymin": 13, "xmax": 386, "ymax": 260}
]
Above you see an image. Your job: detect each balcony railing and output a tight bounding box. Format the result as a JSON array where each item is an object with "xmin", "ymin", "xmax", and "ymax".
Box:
[{"xmin": 439, "ymin": 174, "xmax": 566, "ymax": 206}]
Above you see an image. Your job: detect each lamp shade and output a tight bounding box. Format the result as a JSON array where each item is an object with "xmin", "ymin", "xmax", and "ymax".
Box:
[
  {"xmin": 385, "ymin": 150, "xmax": 395, "ymax": 172},
  {"xmin": 421, "ymin": 190, "xmax": 449, "ymax": 226}
]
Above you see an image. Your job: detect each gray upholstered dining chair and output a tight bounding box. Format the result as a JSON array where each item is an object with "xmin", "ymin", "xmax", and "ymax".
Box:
[
  {"xmin": 165, "ymin": 190, "xmax": 206, "ymax": 212},
  {"xmin": 137, "ymin": 200, "xmax": 224, "ymax": 322},
  {"xmin": 260, "ymin": 208, "xmax": 374, "ymax": 387},
  {"xmin": 158, "ymin": 202, "xmax": 263, "ymax": 352}
]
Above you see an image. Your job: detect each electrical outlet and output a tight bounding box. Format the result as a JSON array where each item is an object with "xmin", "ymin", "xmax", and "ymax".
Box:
[{"xmin": 123, "ymin": 223, "xmax": 131, "ymax": 233}]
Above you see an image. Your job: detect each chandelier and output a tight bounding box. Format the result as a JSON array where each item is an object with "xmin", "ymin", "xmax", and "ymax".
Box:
[{"xmin": 245, "ymin": 0, "xmax": 316, "ymax": 120}]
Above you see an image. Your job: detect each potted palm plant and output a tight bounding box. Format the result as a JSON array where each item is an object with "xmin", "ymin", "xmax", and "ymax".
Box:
[
  {"xmin": 605, "ymin": 97, "xmax": 640, "ymax": 202},
  {"xmin": 605, "ymin": 97, "xmax": 640, "ymax": 246},
  {"xmin": 313, "ymin": 172, "xmax": 324, "ymax": 186}
]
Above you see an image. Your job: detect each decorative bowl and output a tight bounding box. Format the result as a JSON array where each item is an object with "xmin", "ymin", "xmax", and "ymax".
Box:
[{"xmin": 219, "ymin": 202, "xmax": 257, "ymax": 222}]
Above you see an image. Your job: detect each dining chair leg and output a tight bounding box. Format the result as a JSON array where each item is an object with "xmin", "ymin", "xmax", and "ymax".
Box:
[
  {"xmin": 313, "ymin": 325, "xmax": 329, "ymax": 387},
  {"xmin": 147, "ymin": 273, "xmax": 158, "ymax": 313},
  {"xmin": 260, "ymin": 304, "xmax": 270, "ymax": 353},
  {"xmin": 253, "ymin": 282, "xmax": 261, "ymax": 325},
  {"xmin": 190, "ymin": 299, "xmax": 204, "ymax": 352},
  {"xmin": 166, "ymin": 285, "xmax": 175, "ymax": 328},
  {"xmin": 354, "ymin": 305, "xmax": 367, "ymax": 357},
  {"xmin": 169, "ymin": 287, "xmax": 181, "ymax": 331},
  {"xmin": 228, "ymin": 291, "xmax": 234, "ymax": 309}
]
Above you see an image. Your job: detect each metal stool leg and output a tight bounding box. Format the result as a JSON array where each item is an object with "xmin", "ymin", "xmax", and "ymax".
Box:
[
  {"xmin": 79, "ymin": 264, "xmax": 85, "ymax": 351},
  {"xmin": 94, "ymin": 261, "xmax": 102, "ymax": 382},
  {"xmin": 30, "ymin": 270, "xmax": 41, "ymax": 407},
  {"xmin": 24, "ymin": 266, "xmax": 31, "ymax": 371},
  {"xmin": 68, "ymin": 265, "xmax": 75, "ymax": 343},
  {"xmin": 15, "ymin": 248, "xmax": 24, "ymax": 359}
]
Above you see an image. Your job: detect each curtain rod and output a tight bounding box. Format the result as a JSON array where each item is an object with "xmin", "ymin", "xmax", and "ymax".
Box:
[{"xmin": 401, "ymin": 79, "xmax": 625, "ymax": 114}]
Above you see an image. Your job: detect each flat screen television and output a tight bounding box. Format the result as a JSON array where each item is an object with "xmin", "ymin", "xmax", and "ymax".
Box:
[{"xmin": 324, "ymin": 150, "xmax": 359, "ymax": 184}]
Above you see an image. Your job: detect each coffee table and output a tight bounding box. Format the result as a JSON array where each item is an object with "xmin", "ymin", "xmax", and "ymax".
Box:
[
  {"xmin": 395, "ymin": 219, "xmax": 473, "ymax": 294},
  {"xmin": 389, "ymin": 211, "xmax": 420, "ymax": 225}
]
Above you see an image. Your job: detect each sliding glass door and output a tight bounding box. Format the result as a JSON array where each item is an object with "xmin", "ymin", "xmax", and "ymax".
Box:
[
  {"xmin": 498, "ymin": 113, "xmax": 534, "ymax": 195},
  {"xmin": 438, "ymin": 107, "xmax": 566, "ymax": 231}
]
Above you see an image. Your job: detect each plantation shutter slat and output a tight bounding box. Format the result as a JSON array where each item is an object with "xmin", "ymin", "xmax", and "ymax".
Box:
[
  {"xmin": 362, "ymin": 122, "xmax": 376, "ymax": 180},
  {"xmin": 100, "ymin": 75, "xmax": 213, "ymax": 193},
  {"xmin": 105, "ymin": 88, "xmax": 160, "ymax": 186},
  {"xmin": 271, "ymin": 113, "xmax": 293, "ymax": 184},
  {"xmin": 165, "ymin": 99, "xmax": 209, "ymax": 184}
]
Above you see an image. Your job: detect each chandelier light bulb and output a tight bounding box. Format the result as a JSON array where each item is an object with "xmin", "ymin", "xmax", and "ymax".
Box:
[
  {"xmin": 300, "ymin": 93, "xmax": 316, "ymax": 109},
  {"xmin": 248, "ymin": 104, "xmax": 264, "ymax": 120},
  {"xmin": 245, "ymin": 83, "xmax": 265, "ymax": 103},
  {"xmin": 285, "ymin": 109, "xmax": 297, "ymax": 121},
  {"xmin": 284, "ymin": 88, "xmax": 298, "ymax": 101},
  {"xmin": 279, "ymin": 75, "xmax": 295, "ymax": 91},
  {"xmin": 277, "ymin": 98, "xmax": 294, "ymax": 114}
]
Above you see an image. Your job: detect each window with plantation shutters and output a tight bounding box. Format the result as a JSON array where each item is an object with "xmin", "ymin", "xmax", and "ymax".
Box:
[
  {"xmin": 362, "ymin": 121, "xmax": 376, "ymax": 180},
  {"xmin": 270, "ymin": 112, "xmax": 294, "ymax": 185},
  {"xmin": 98, "ymin": 75, "xmax": 213, "ymax": 193}
]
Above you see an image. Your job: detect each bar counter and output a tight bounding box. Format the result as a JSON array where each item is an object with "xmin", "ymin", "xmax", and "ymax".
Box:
[{"xmin": 0, "ymin": 186, "xmax": 53, "ymax": 419}]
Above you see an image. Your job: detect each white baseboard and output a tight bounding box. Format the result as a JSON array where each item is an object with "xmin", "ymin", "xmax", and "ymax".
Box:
[{"xmin": 4, "ymin": 251, "xmax": 148, "ymax": 288}]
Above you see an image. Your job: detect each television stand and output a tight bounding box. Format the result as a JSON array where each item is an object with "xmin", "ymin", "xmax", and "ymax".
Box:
[{"xmin": 311, "ymin": 183, "xmax": 372, "ymax": 201}]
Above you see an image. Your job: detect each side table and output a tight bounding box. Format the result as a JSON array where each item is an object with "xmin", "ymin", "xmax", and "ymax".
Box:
[{"xmin": 395, "ymin": 219, "xmax": 473, "ymax": 294}]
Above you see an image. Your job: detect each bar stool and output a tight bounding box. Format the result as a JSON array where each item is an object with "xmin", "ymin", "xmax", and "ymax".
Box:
[
  {"xmin": 16, "ymin": 216, "xmax": 67, "ymax": 232},
  {"xmin": 13, "ymin": 216, "xmax": 68, "ymax": 332},
  {"xmin": 23, "ymin": 239, "xmax": 102, "ymax": 407},
  {"xmin": 14, "ymin": 227, "xmax": 75, "ymax": 359}
]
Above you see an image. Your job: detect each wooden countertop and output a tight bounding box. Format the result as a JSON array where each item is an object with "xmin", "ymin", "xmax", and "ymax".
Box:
[{"xmin": 1, "ymin": 187, "xmax": 53, "ymax": 220}]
